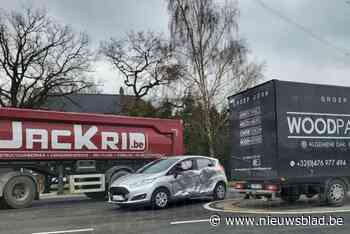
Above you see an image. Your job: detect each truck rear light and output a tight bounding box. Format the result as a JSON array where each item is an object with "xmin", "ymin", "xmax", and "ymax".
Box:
[{"xmin": 265, "ymin": 184, "xmax": 278, "ymax": 191}]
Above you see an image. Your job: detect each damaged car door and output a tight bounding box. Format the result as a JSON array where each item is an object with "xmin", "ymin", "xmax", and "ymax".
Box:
[
  {"xmin": 170, "ymin": 159, "xmax": 200, "ymax": 198},
  {"xmin": 197, "ymin": 158, "xmax": 217, "ymax": 194}
]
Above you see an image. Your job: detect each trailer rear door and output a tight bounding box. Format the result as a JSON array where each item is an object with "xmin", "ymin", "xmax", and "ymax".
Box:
[{"xmin": 229, "ymin": 81, "xmax": 278, "ymax": 180}]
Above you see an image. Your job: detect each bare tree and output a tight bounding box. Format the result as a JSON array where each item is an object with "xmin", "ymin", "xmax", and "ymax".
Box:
[
  {"xmin": 231, "ymin": 62, "xmax": 264, "ymax": 94},
  {"xmin": 168, "ymin": 0, "xmax": 239, "ymax": 156},
  {"xmin": 77, "ymin": 77, "xmax": 102, "ymax": 94},
  {"xmin": 214, "ymin": 62, "xmax": 263, "ymax": 132},
  {"xmin": 0, "ymin": 7, "xmax": 93, "ymax": 108},
  {"xmin": 100, "ymin": 31, "xmax": 183, "ymax": 100},
  {"xmin": 167, "ymin": 0, "xmax": 262, "ymax": 156}
]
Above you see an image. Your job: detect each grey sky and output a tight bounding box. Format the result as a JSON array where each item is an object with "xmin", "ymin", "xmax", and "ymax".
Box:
[
  {"xmin": 239, "ymin": 0, "xmax": 350, "ymax": 86},
  {"xmin": 1, "ymin": 0, "xmax": 350, "ymax": 93}
]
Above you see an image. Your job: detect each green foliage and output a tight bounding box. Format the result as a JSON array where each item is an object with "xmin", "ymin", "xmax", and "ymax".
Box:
[
  {"xmin": 122, "ymin": 93, "xmax": 232, "ymax": 177},
  {"xmin": 122, "ymin": 100, "xmax": 158, "ymax": 117},
  {"xmin": 156, "ymin": 99, "xmax": 174, "ymax": 119},
  {"xmin": 177, "ymin": 96, "xmax": 209, "ymax": 155},
  {"xmin": 174, "ymin": 94, "xmax": 231, "ymax": 161}
]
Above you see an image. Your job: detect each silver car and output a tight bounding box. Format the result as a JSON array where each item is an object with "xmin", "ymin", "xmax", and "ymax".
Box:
[{"xmin": 109, "ymin": 155, "xmax": 228, "ymax": 209}]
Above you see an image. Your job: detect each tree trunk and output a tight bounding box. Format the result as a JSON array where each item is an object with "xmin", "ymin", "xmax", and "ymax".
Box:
[
  {"xmin": 10, "ymin": 83, "xmax": 18, "ymax": 107},
  {"xmin": 207, "ymin": 127, "xmax": 215, "ymax": 157},
  {"xmin": 203, "ymin": 104, "xmax": 215, "ymax": 157}
]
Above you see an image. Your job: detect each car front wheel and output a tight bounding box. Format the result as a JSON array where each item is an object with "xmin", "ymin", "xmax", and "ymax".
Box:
[{"xmin": 151, "ymin": 188, "xmax": 170, "ymax": 209}]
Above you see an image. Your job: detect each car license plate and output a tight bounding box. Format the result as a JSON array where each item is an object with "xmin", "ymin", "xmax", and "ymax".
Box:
[
  {"xmin": 250, "ymin": 184, "xmax": 262, "ymax": 189},
  {"xmin": 112, "ymin": 195, "xmax": 125, "ymax": 201}
]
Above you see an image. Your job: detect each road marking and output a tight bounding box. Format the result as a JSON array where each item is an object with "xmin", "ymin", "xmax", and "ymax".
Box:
[
  {"xmin": 32, "ymin": 228, "xmax": 94, "ymax": 234},
  {"xmin": 170, "ymin": 219, "xmax": 209, "ymax": 225},
  {"xmin": 203, "ymin": 199, "xmax": 350, "ymax": 214}
]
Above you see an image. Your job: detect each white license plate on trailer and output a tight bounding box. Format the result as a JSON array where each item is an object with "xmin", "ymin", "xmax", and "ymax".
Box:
[
  {"xmin": 250, "ymin": 184, "xmax": 262, "ymax": 189},
  {"xmin": 112, "ymin": 195, "xmax": 125, "ymax": 201}
]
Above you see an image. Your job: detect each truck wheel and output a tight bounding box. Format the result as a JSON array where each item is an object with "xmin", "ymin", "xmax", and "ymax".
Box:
[
  {"xmin": 3, "ymin": 176, "xmax": 36, "ymax": 209},
  {"xmin": 213, "ymin": 182, "xmax": 226, "ymax": 200},
  {"xmin": 326, "ymin": 179, "xmax": 347, "ymax": 207},
  {"xmin": 151, "ymin": 188, "xmax": 170, "ymax": 209}
]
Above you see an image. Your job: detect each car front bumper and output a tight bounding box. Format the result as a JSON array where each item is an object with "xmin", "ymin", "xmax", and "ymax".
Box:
[{"xmin": 108, "ymin": 184, "xmax": 154, "ymax": 205}]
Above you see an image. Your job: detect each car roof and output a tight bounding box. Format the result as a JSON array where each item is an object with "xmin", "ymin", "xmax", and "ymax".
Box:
[{"xmin": 165, "ymin": 155, "xmax": 217, "ymax": 161}]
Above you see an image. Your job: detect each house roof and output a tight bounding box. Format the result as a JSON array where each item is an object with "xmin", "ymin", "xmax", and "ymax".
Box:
[{"xmin": 42, "ymin": 93, "xmax": 135, "ymax": 114}]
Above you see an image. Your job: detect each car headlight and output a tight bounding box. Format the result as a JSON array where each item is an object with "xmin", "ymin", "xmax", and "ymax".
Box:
[{"xmin": 130, "ymin": 178, "xmax": 156, "ymax": 187}]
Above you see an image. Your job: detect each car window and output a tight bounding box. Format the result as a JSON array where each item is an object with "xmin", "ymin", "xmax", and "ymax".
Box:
[
  {"xmin": 197, "ymin": 158, "xmax": 212, "ymax": 170},
  {"xmin": 172, "ymin": 159, "xmax": 196, "ymax": 172},
  {"xmin": 137, "ymin": 158, "xmax": 179, "ymax": 174}
]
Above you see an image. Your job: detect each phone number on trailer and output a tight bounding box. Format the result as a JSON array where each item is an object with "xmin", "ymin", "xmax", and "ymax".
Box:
[{"xmin": 290, "ymin": 159, "xmax": 347, "ymax": 168}]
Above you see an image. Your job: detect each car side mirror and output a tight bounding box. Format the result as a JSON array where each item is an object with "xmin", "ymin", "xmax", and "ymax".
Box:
[{"xmin": 208, "ymin": 162, "xmax": 215, "ymax": 167}]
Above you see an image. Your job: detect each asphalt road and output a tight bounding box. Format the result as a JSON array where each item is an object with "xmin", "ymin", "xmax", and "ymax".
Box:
[{"xmin": 0, "ymin": 193, "xmax": 350, "ymax": 234}]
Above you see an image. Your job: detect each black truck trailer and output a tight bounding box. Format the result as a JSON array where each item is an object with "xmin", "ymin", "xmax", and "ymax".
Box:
[{"xmin": 229, "ymin": 80, "xmax": 350, "ymax": 206}]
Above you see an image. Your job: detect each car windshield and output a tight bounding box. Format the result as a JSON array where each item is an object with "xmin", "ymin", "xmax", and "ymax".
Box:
[{"xmin": 137, "ymin": 158, "xmax": 180, "ymax": 174}]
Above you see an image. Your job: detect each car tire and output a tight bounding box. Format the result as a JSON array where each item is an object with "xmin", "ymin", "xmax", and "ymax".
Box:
[
  {"xmin": 3, "ymin": 176, "xmax": 36, "ymax": 209},
  {"xmin": 213, "ymin": 182, "xmax": 226, "ymax": 201},
  {"xmin": 151, "ymin": 188, "xmax": 170, "ymax": 209},
  {"xmin": 325, "ymin": 179, "xmax": 347, "ymax": 207}
]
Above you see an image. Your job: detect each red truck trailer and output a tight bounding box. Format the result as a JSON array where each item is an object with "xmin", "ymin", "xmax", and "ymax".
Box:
[{"xmin": 0, "ymin": 107, "xmax": 183, "ymax": 208}]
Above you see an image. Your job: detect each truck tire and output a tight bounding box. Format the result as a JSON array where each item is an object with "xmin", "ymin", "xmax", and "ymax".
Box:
[
  {"xmin": 151, "ymin": 188, "xmax": 170, "ymax": 209},
  {"xmin": 3, "ymin": 176, "xmax": 36, "ymax": 209},
  {"xmin": 325, "ymin": 179, "xmax": 347, "ymax": 207}
]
